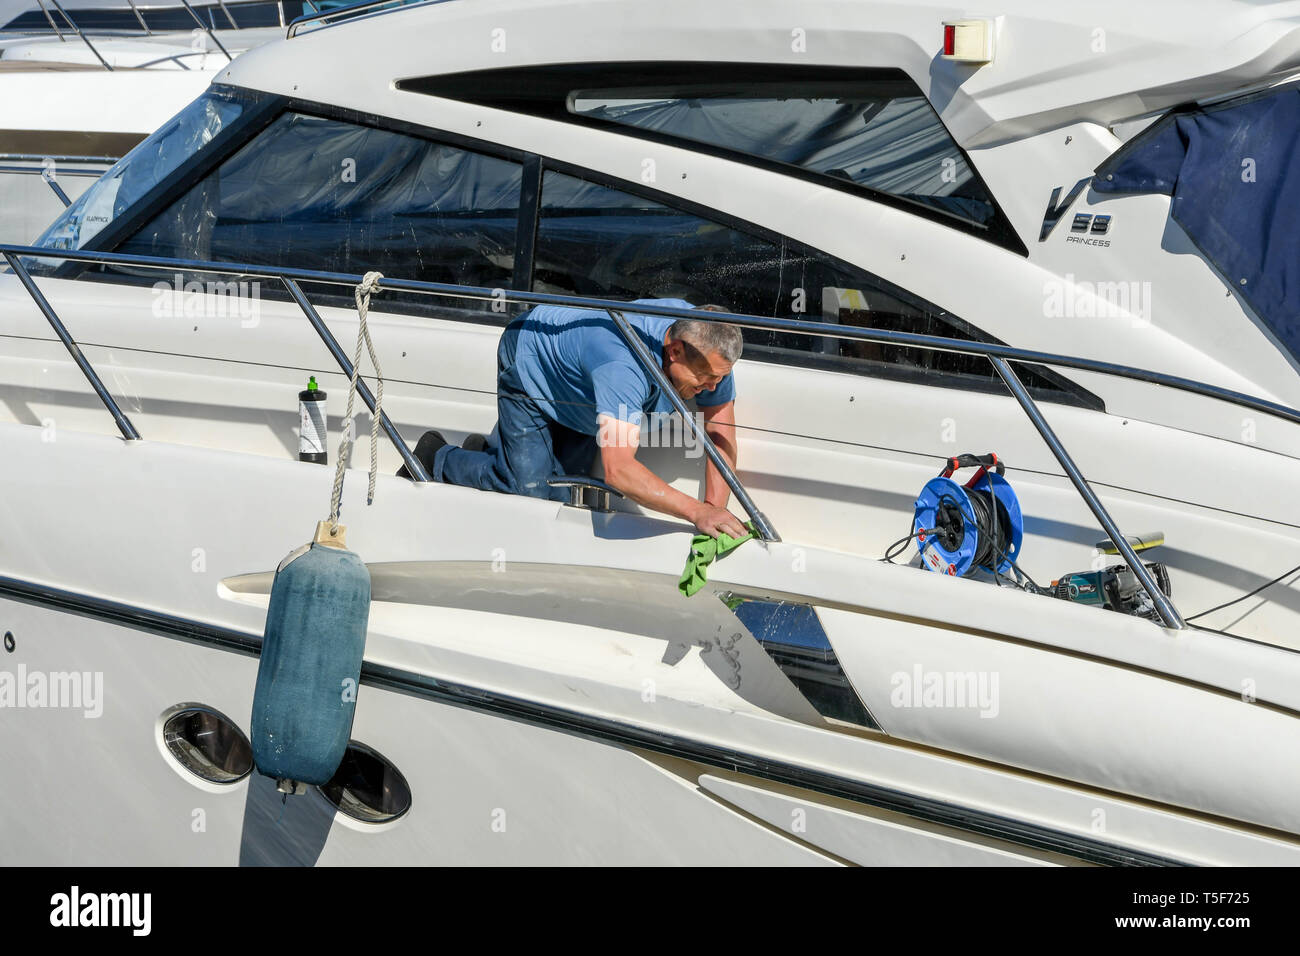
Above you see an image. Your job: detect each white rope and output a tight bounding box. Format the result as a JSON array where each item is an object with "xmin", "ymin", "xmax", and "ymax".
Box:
[{"xmin": 328, "ymin": 271, "xmax": 385, "ymax": 532}]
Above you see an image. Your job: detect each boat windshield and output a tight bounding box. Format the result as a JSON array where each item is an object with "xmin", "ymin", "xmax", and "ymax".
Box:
[{"xmin": 32, "ymin": 88, "xmax": 246, "ymax": 255}]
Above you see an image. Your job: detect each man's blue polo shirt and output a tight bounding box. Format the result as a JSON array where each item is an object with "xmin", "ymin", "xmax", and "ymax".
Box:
[{"xmin": 510, "ymin": 298, "xmax": 736, "ymax": 435}]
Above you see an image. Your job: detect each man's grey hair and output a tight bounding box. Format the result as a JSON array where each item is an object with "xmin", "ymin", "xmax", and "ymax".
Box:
[{"xmin": 669, "ymin": 304, "xmax": 743, "ymax": 363}]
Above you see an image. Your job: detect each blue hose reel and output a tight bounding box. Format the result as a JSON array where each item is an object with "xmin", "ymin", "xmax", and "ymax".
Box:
[{"xmin": 912, "ymin": 453, "xmax": 1023, "ymax": 577}]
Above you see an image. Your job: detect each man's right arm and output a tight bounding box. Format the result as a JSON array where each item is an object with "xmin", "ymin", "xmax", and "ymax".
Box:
[{"xmin": 598, "ymin": 415, "xmax": 747, "ymax": 538}]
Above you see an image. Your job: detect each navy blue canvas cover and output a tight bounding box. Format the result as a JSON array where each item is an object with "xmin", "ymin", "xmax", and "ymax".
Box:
[{"xmin": 1093, "ymin": 85, "xmax": 1300, "ymax": 362}]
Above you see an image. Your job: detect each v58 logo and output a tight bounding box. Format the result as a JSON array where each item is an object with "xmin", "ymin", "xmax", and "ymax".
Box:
[
  {"xmin": 1071, "ymin": 213, "xmax": 1111, "ymax": 235},
  {"xmin": 1040, "ymin": 178, "xmax": 1114, "ymax": 241}
]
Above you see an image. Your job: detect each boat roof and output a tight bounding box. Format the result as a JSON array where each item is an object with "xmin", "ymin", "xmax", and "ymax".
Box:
[{"xmin": 217, "ymin": 0, "xmax": 1300, "ymax": 147}]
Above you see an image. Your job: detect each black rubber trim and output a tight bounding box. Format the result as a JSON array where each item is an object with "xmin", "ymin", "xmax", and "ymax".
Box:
[
  {"xmin": 0, "ymin": 571, "xmax": 1190, "ymax": 866},
  {"xmin": 512, "ymin": 154, "xmax": 543, "ymax": 293},
  {"xmin": 397, "ymin": 62, "xmax": 1029, "ymax": 256}
]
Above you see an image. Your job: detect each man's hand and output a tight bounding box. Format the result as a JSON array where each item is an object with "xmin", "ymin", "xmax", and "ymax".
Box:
[{"xmin": 691, "ymin": 502, "xmax": 747, "ymax": 539}]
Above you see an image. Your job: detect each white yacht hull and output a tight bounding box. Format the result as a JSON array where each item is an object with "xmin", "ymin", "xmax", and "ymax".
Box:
[
  {"xmin": 4, "ymin": 0, "xmax": 1300, "ymax": 867},
  {"xmin": 2, "ymin": 275, "xmax": 1296, "ymax": 648},
  {"xmin": 1, "ymin": 424, "xmax": 1296, "ymax": 865}
]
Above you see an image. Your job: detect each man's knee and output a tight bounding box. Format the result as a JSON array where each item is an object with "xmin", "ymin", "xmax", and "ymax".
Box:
[
  {"xmin": 439, "ymin": 433, "xmax": 553, "ymax": 498},
  {"xmin": 499, "ymin": 440, "xmax": 562, "ymax": 498},
  {"xmin": 510, "ymin": 473, "xmax": 555, "ymax": 499}
]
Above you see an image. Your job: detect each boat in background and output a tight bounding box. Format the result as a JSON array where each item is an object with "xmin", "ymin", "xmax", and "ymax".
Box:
[{"xmin": 0, "ymin": 0, "xmax": 406, "ymax": 241}]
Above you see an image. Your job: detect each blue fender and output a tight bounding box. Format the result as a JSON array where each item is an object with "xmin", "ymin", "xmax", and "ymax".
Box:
[{"xmin": 250, "ymin": 537, "xmax": 370, "ymax": 786}]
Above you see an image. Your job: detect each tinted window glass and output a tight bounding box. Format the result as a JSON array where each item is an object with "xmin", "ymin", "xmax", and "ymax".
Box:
[
  {"xmin": 117, "ymin": 112, "xmax": 522, "ymax": 290},
  {"xmin": 1, "ymin": 1, "xmax": 286, "ymax": 31},
  {"xmin": 33, "ymin": 88, "xmax": 245, "ymax": 253},
  {"xmin": 571, "ymin": 87, "xmax": 996, "ymax": 227},
  {"xmin": 142, "ymin": 2, "xmax": 283, "ymax": 30},
  {"xmin": 536, "ymin": 169, "xmax": 1082, "ymax": 401}
]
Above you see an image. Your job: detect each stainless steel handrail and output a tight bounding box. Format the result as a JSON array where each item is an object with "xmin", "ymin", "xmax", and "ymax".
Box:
[
  {"xmin": 609, "ymin": 308, "xmax": 779, "ymax": 543},
  {"xmin": 0, "ymin": 154, "xmax": 121, "ymax": 164},
  {"xmin": 4, "ymin": 242, "xmax": 1298, "ymax": 628},
  {"xmin": 125, "ymin": 0, "xmax": 151, "ymax": 34},
  {"xmin": 0, "ymin": 164, "xmax": 83, "ymax": 207},
  {"xmin": 44, "ymin": 176, "xmax": 72, "ymax": 207},
  {"xmin": 35, "ymin": 0, "xmax": 65, "ymax": 39},
  {"xmin": 991, "ymin": 357, "xmax": 1184, "ymax": 627},
  {"xmin": 2, "ymin": 252, "xmax": 139, "ymax": 441},
  {"xmin": 0, "ymin": 164, "xmax": 109, "ymax": 178},
  {"xmin": 178, "ymin": 0, "xmax": 233, "ymax": 61},
  {"xmin": 215, "ymin": 0, "xmax": 240, "ymax": 28},
  {"xmin": 286, "ymin": 0, "xmax": 436, "ymax": 38},
  {"xmin": 286, "ymin": 0, "xmax": 402, "ymax": 37},
  {"xmin": 134, "ymin": 53, "xmax": 195, "ymax": 69},
  {"xmin": 44, "ymin": 0, "xmax": 114, "ymax": 69},
  {"xmin": 5, "ymin": 241, "xmax": 1295, "ymax": 429},
  {"xmin": 281, "ymin": 277, "xmax": 429, "ymax": 481},
  {"xmin": 0, "ymin": 248, "xmax": 427, "ymax": 475}
]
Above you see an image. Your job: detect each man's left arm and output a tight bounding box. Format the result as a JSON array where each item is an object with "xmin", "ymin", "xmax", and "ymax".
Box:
[{"xmin": 700, "ymin": 400, "xmax": 738, "ymax": 509}]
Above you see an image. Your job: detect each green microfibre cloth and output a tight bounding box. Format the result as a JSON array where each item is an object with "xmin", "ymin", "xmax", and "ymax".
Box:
[{"xmin": 678, "ymin": 522, "xmax": 756, "ymax": 597}]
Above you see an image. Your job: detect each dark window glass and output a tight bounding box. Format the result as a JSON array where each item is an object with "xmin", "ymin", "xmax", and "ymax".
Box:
[
  {"xmin": 117, "ymin": 112, "xmax": 522, "ymax": 294},
  {"xmin": 1, "ymin": 8, "xmax": 133, "ymax": 29},
  {"xmin": 2, "ymin": 1, "xmax": 285, "ymax": 31},
  {"xmin": 535, "ymin": 169, "xmax": 1088, "ymax": 404},
  {"xmin": 570, "ymin": 85, "xmax": 996, "ymax": 228},
  {"xmin": 142, "ymin": 2, "xmax": 285, "ymax": 29},
  {"xmin": 230, "ymin": 1, "xmax": 288, "ymax": 27}
]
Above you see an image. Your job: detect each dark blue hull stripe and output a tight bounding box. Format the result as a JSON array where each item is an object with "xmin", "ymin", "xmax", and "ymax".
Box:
[{"xmin": 0, "ymin": 572, "xmax": 1191, "ymax": 866}]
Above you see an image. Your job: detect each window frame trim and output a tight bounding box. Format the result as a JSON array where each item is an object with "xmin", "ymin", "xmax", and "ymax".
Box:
[
  {"xmin": 89, "ymin": 92, "xmax": 1095, "ymax": 409},
  {"xmin": 68, "ymin": 86, "xmax": 285, "ymax": 271},
  {"xmin": 396, "ymin": 63, "xmax": 1029, "ymax": 256}
]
